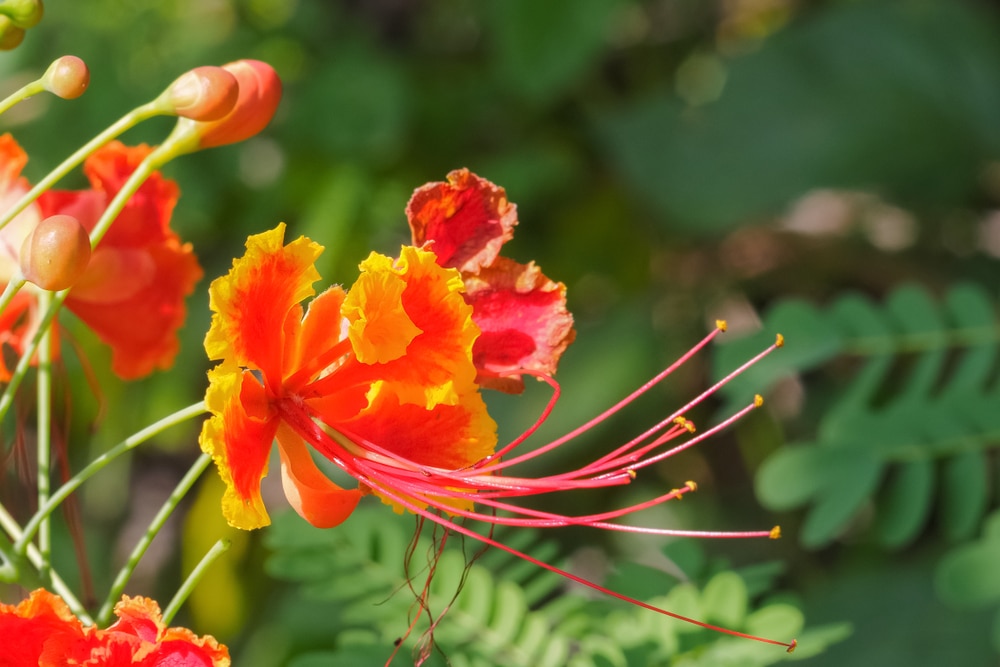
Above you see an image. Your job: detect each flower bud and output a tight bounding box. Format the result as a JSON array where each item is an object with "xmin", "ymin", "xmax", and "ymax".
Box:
[
  {"xmin": 194, "ymin": 59, "xmax": 281, "ymax": 149},
  {"xmin": 42, "ymin": 55, "xmax": 88, "ymax": 99},
  {"xmin": 20, "ymin": 214, "xmax": 92, "ymax": 291},
  {"xmin": 164, "ymin": 66, "xmax": 239, "ymax": 121},
  {"xmin": 0, "ymin": 16, "xmax": 24, "ymax": 50},
  {"xmin": 0, "ymin": 0, "xmax": 42, "ymax": 29}
]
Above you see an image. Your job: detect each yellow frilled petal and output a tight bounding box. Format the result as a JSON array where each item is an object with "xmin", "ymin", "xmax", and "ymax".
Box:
[
  {"xmin": 342, "ymin": 251, "xmax": 422, "ymax": 364},
  {"xmin": 342, "ymin": 246, "xmax": 479, "ymax": 409},
  {"xmin": 199, "ymin": 361, "xmax": 275, "ymax": 530},
  {"xmin": 205, "ymin": 223, "xmax": 323, "ymax": 384}
]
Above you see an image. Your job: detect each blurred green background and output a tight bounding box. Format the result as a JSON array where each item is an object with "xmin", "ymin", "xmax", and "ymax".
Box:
[{"xmin": 6, "ymin": 0, "xmax": 1000, "ymax": 664}]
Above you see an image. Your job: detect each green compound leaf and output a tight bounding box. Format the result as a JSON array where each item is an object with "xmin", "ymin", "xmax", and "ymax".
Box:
[{"xmin": 723, "ymin": 282, "xmax": 1000, "ymax": 549}]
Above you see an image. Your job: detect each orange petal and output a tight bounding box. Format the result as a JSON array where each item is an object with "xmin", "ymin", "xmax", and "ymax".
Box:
[
  {"xmin": 200, "ymin": 363, "xmax": 277, "ymax": 530},
  {"xmin": 0, "ymin": 134, "xmax": 43, "ymax": 281},
  {"xmin": 343, "ymin": 387, "xmax": 496, "ymax": 513},
  {"xmin": 463, "ymin": 257, "xmax": 575, "ymax": 393},
  {"xmin": 205, "ymin": 223, "xmax": 321, "ymax": 385},
  {"xmin": 406, "ymin": 168, "xmax": 517, "ymax": 273},
  {"xmin": 276, "ymin": 423, "xmax": 362, "ymax": 529}
]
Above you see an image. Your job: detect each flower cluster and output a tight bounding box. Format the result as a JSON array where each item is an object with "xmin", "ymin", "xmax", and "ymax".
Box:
[
  {"xmin": 0, "ymin": 135, "xmax": 201, "ymax": 379},
  {"xmin": 0, "ymin": 589, "xmax": 228, "ymax": 666}
]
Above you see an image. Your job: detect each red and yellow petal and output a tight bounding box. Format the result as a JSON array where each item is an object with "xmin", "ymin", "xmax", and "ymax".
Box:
[
  {"xmin": 463, "ymin": 257, "xmax": 575, "ymax": 393},
  {"xmin": 275, "ymin": 423, "xmax": 362, "ymax": 529},
  {"xmin": 200, "ymin": 363, "xmax": 277, "ymax": 530},
  {"xmin": 340, "ymin": 246, "xmax": 479, "ymax": 409},
  {"xmin": 205, "ymin": 223, "xmax": 321, "ymax": 384},
  {"xmin": 406, "ymin": 168, "xmax": 517, "ymax": 273}
]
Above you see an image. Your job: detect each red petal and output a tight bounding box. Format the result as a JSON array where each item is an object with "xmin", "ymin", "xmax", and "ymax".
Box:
[
  {"xmin": 406, "ymin": 169, "xmax": 517, "ymax": 273},
  {"xmin": 464, "ymin": 257, "xmax": 575, "ymax": 393},
  {"xmin": 39, "ymin": 142, "xmax": 202, "ymax": 379}
]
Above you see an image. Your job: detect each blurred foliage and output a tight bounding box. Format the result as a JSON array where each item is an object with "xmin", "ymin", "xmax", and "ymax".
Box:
[{"xmin": 5, "ymin": 0, "xmax": 1000, "ymax": 664}]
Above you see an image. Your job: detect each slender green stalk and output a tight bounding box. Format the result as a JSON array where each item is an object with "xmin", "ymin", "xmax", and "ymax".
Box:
[
  {"xmin": 0, "ymin": 100, "xmax": 166, "ymax": 233},
  {"xmin": 97, "ymin": 452, "xmax": 212, "ymax": 625},
  {"xmin": 35, "ymin": 290, "xmax": 52, "ymax": 580},
  {"xmin": 0, "ymin": 275, "xmax": 26, "ymax": 318},
  {"xmin": 0, "ymin": 286, "xmax": 62, "ymax": 427},
  {"xmin": 0, "ymin": 79, "xmax": 45, "ymax": 117},
  {"xmin": 15, "ymin": 401, "xmax": 207, "ymax": 554},
  {"xmin": 0, "ymin": 503, "xmax": 92, "ymax": 624},
  {"xmin": 161, "ymin": 538, "xmax": 230, "ymax": 626}
]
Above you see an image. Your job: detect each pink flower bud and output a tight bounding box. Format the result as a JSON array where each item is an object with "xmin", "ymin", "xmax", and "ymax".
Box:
[
  {"xmin": 194, "ymin": 59, "xmax": 281, "ymax": 149},
  {"xmin": 20, "ymin": 214, "xmax": 92, "ymax": 291},
  {"xmin": 0, "ymin": 17, "xmax": 24, "ymax": 50},
  {"xmin": 42, "ymin": 55, "xmax": 89, "ymax": 99},
  {"xmin": 166, "ymin": 66, "xmax": 239, "ymax": 121}
]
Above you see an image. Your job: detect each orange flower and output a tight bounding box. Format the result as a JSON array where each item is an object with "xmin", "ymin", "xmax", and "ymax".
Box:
[
  {"xmin": 0, "ymin": 134, "xmax": 202, "ymax": 379},
  {"xmin": 199, "ymin": 223, "xmax": 495, "ymax": 530},
  {"xmin": 407, "ymin": 169, "xmax": 575, "ymax": 392},
  {"xmin": 201, "ymin": 178, "xmax": 793, "ymax": 652},
  {"xmin": 0, "ymin": 589, "xmax": 229, "ymax": 667}
]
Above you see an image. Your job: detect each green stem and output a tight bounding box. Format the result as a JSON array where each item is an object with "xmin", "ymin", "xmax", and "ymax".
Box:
[
  {"xmin": 15, "ymin": 401, "xmax": 207, "ymax": 555},
  {"xmin": 161, "ymin": 538, "xmax": 230, "ymax": 627},
  {"xmin": 35, "ymin": 290, "xmax": 52, "ymax": 580},
  {"xmin": 0, "ymin": 502, "xmax": 92, "ymax": 624},
  {"xmin": 97, "ymin": 452, "xmax": 212, "ymax": 626},
  {"xmin": 0, "ymin": 275, "xmax": 26, "ymax": 317},
  {"xmin": 0, "ymin": 79, "xmax": 44, "ymax": 117},
  {"xmin": 0, "ymin": 100, "xmax": 165, "ymax": 233}
]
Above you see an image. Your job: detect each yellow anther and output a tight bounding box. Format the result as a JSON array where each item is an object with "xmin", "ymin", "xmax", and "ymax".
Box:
[
  {"xmin": 754, "ymin": 394, "xmax": 764, "ymax": 408},
  {"xmin": 627, "ymin": 469, "xmax": 637, "ymax": 480},
  {"xmin": 787, "ymin": 639, "xmax": 797, "ymax": 653},
  {"xmin": 716, "ymin": 319, "xmax": 728, "ymax": 332},
  {"xmin": 685, "ymin": 480, "xmax": 698, "ymax": 492},
  {"xmin": 769, "ymin": 525, "xmax": 782, "ymax": 540},
  {"xmin": 673, "ymin": 416, "xmax": 696, "ymax": 433},
  {"xmin": 775, "ymin": 333, "xmax": 785, "ymax": 348}
]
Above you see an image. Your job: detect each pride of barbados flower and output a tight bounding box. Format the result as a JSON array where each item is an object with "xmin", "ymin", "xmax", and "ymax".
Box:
[
  {"xmin": 200, "ymin": 171, "xmax": 794, "ymax": 651},
  {"xmin": 0, "ymin": 134, "xmax": 202, "ymax": 379},
  {"xmin": 0, "ymin": 589, "xmax": 229, "ymax": 666}
]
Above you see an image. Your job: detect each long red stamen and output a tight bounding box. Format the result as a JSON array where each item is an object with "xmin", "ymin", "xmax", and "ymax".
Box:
[
  {"xmin": 353, "ymin": 466, "xmax": 797, "ymax": 652},
  {"xmin": 275, "ymin": 327, "xmax": 795, "ymax": 651}
]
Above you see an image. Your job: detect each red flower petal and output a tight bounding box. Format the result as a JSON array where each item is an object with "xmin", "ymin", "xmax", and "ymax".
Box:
[
  {"xmin": 0, "ymin": 589, "xmax": 84, "ymax": 667},
  {"xmin": 38, "ymin": 141, "xmax": 202, "ymax": 379},
  {"xmin": 464, "ymin": 257, "xmax": 575, "ymax": 393},
  {"xmin": 406, "ymin": 168, "xmax": 517, "ymax": 273}
]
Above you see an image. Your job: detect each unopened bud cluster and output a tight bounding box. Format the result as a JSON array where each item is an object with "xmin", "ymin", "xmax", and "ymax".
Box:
[{"xmin": 0, "ymin": 0, "xmax": 43, "ymax": 51}]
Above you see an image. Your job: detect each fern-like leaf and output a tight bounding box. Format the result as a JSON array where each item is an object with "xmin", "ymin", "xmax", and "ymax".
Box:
[{"xmin": 715, "ymin": 282, "xmax": 1000, "ymax": 548}]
